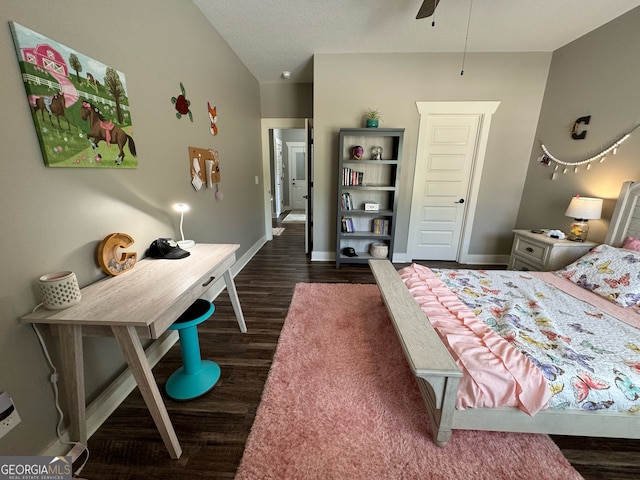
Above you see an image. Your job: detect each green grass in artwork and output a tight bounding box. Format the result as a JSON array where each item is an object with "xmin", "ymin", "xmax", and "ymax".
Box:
[{"xmin": 31, "ymin": 109, "xmax": 136, "ymax": 168}]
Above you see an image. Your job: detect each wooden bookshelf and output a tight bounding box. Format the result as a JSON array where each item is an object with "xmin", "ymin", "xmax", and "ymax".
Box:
[{"xmin": 336, "ymin": 128, "xmax": 403, "ymax": 267}]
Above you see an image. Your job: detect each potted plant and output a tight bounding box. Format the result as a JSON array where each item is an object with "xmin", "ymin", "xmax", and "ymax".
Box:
[{"xmin": 364, "ymin": 108, "xmax": 382, "ymax": 128}]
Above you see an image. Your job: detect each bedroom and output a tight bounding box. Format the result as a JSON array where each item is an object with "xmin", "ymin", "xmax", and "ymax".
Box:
[{"xmin": 2, "ymin": 0, "xmax": 640, "ymax": 473}]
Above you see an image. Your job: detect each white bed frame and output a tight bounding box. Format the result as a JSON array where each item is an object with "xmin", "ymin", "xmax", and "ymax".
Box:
[{"xmin": 370, "ymin": 180, "xmax": 640, "ymax": 447}]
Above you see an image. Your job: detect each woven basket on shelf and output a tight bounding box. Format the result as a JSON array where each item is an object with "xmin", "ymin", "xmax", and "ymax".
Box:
[{"xmin": 369, "ymin": 242, "xmax": 388, "ymax": 258}]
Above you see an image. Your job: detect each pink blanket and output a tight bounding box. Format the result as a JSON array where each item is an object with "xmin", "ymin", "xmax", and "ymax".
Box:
[{"xmin": 399, "ymin": 264, "xmax": 551, "ymax": 415}]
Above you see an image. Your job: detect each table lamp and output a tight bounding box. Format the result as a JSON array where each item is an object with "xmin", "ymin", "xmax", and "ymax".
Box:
[
  {"xmin": 173, "ymin": 203, "xmax": 195, "ymax": 249},
  {"xmin": 565, "ymin": 196, "xmax": 602, "ymax": 242}
]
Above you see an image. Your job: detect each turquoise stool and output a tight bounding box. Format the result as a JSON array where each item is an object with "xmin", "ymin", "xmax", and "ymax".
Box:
[{"xmin": 165, "ymin": 299, "xmax": 220, "ymax": 400}]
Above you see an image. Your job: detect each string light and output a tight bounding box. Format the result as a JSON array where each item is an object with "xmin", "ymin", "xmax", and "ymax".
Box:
[{"xmin": 539, "ymin": 125, "xmax": 639, "ymax": 180}]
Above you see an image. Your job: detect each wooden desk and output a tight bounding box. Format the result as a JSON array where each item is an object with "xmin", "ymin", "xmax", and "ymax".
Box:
[{"xmin": 21, "ymin": 244, "xmax": 246, "ymax": 459}]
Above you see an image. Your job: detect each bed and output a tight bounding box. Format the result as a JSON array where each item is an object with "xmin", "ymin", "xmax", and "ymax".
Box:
[{"xmin": 370, "ymin": 180, "xmax": 640, "ymax": 447}]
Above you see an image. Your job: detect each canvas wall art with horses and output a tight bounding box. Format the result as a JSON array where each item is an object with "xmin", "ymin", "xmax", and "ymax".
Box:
[{"xmin": 9, "ymin": 21, "xmax": 137, "ymax": 168}]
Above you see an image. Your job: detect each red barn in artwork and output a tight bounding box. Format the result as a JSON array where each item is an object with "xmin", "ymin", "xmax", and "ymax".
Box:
[{"xmin": 20, "ymin": 43, "xmax": 68, "ymax": 76}]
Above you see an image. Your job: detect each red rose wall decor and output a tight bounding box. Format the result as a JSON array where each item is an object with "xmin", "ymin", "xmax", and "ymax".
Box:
[{"xmin": 171, "ymin": 82, "xmax": 192, "ymax": 121}]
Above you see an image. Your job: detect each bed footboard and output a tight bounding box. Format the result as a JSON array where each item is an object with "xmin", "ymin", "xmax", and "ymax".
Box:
[{"xmin": 369, "ymin": 259, "xmax": 462, "ymax": 447}]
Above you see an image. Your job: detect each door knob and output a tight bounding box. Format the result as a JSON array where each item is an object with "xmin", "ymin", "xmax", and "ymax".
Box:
[{"xmin": 455, "ymin": 199, "xmax": 465, "ymax": 204}]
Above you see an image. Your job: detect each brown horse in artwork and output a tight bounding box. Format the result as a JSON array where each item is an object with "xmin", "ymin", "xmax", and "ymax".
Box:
[
  {"xmin": 33, "ymin": 93, "xmax": 70, "ymax": 130},
  {"xmin": 80, "ymin": 100, "xmax": 136, "ymax": 165},
  {"xmin": 33, "ymin": 97, "xmax": 48, "ymax": 121}
]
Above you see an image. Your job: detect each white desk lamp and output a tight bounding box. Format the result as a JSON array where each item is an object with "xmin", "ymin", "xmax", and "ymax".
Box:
[
  {"xmin": 173, "ymin": 203, "xmax": 195, "ymax": 249},
  {"xmin": 565, "ymin": 196, "xmax": 602, "ymax": 242}
]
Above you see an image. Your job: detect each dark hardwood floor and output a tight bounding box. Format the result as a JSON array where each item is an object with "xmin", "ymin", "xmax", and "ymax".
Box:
[{"xmin": 80, "ymin": 215, "xmax": 640, "ymax": 479}]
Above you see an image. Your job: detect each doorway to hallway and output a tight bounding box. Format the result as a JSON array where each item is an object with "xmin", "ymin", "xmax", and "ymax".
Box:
[{"xmin": 261, "ymin": 118, "xmax": 313, "ymax": 256}]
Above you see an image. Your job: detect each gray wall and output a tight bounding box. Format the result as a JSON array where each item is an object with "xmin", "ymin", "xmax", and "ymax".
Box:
[
  {"xmin": 312, "ymin": 52, "xmax": 551, "ymax": 260},
  {"xmin": 516, "ymin": 7, "xmax": 640, "ymax": 243},
  {"xmin": 260, "ymin": 83, "xmax": 313, "ymax": 119},
  {"xmin": 0, "ymin": 0, "xmax": 263, "ymax": 455}
]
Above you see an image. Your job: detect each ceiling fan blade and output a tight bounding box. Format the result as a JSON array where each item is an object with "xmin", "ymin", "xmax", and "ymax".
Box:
[{"xmin": 416, "ymin": 0, "xmax": 440, "ymax": 19}]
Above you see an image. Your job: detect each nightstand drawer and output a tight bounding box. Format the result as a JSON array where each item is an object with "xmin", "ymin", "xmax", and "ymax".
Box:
[
  {"xmin": 513, "ymin": 236, "xmax": 548, "ymax": 263},
  {"xmin": 510, "ymin": 256, "xmax": 541, "ymax": 272}
]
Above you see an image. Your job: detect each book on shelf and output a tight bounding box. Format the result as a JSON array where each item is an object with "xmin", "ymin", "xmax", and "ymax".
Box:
[
  {"xmin": 341, "ymin": 216, "xmax": 355, "ymax": 233},
  {"xmin": 341, "ymin": 192, "xmax": 353, "ymax": 210},
  {"xmin": 372, "ymin": 218, "xmax": 390, "ymax": 235},
  {"xmin": 342, "ymin": 167, "xmax": 364, "ymax": 186}
]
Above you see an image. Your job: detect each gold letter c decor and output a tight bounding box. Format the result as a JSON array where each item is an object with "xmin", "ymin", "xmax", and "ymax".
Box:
[{"xmin": 97, "ymin": 232, "xmax": 137, "ymax": 276}]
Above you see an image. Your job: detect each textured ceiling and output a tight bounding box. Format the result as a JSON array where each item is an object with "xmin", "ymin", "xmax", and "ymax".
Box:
[{"xmin": 193, "ymin": 0, "xmax": 640, "ymax": 83}]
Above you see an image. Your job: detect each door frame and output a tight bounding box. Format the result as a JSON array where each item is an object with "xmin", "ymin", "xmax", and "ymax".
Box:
[
  {"xmin": 305, "ymin": 118, "xmax": 313, "ymax": 255},
  {"xmin": 274, "ymin": 137, "xmax": 284, "ymax": 217},
  {"xmin": 261, "ymin": 118, "xmax": 306, "ymax": 241},
  {"xmin": 408, "ymin": 101, "xmax": 500, "ymax": 263}
]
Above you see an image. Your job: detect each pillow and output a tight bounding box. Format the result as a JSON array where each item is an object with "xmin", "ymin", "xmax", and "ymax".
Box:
[
  {"xmin": 623, "ymin": 235, "xmax": 640, "ymax": 252},
  {"xmin": 554, "ymin": 244, "xmax": 640, "ymax": 307}
]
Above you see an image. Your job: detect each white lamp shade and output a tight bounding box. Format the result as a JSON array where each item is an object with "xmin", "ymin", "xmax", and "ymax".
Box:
[{"xmin": 565, "ymin": 196, "xmax": 602, "ymax": 220}]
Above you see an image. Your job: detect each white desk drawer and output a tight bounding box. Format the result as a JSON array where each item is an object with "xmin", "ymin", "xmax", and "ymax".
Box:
[{"xmin": 149, "ymin": 253, "xmax": 236, "ymax": 338}]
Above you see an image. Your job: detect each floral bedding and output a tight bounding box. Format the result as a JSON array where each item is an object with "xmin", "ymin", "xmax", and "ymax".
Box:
[
  {"xmin": 555, "ymin": 244, "xmax": 640, "ymax": 308},
  {"xmin": 400, "ymin": 265, "xmax": 551, "ymax": 414},
  {"xmin": 402, "ymin": 263, "xmax": 640, "ymax": 412}
]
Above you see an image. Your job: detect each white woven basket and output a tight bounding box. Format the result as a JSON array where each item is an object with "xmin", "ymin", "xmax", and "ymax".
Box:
[
  {"xmin": 369, "ymin": 242, "xmax": 388, "ymax": 258},
  {"xmin": 39, "ymin": 271, "xmax": 82, "ymax": 310}
]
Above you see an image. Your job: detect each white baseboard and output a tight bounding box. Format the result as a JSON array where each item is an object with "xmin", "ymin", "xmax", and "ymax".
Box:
[
  {"xmin": 459, "ymin": 253, "xmax": 510, "ymax": 265},
  {"xmin": 310, "ymin": 251, "xmax": 509, "ymax": 266},
  {"xmin": 396, "ymin": 252, "xmax": 510, "ymax": 265},
  {"xmin": 391, "ymin": 252, "xmax": 411, "ymax": 263},
  {"xmin": 310, "ymin": 251, "xmax": 334, "ymax": 262},
  {"xmin": 40, "ymin": 236, "xmax": 267, "ymax": 457}
]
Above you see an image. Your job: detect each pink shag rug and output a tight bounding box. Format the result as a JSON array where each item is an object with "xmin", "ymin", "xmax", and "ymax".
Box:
[{"xmin": 235, "ymin": 283, "xmax": 583, "ymax": 480}]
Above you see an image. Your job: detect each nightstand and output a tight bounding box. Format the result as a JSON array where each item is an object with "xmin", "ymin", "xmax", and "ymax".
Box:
[{"xmin": 508, "ymin": 230, "xmax": 597, "ymax": 271}]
